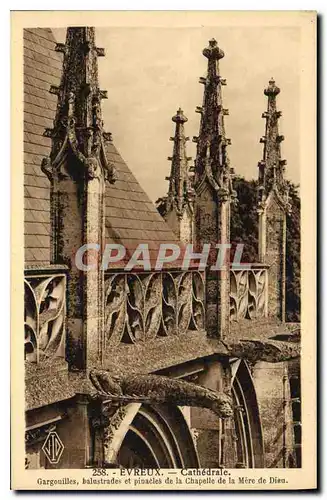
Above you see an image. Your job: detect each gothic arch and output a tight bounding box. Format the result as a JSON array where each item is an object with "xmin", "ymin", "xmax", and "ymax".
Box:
[
  {"xmin": 104, "ymin": 403, "xmax": 199, "ymax": 468},
  {"xmin": 231, "ymin": 360, "xmax": 265, "ymax": 468}
]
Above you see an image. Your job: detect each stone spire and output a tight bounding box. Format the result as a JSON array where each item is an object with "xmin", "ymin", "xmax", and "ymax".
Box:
[
  {"xmin": 42, "ymin": 27, "xmax": 116, "ymax": 185},
  {"xmin": 193, "ymin": 39, "xmax": 236, "ymax": 339},
  {"xmin": 257, "ymin": 78, "xmax": 288, "ymax": 205},
  {"xmin": 193, "ymin": 38, "xmax": 235, "ymax": 199},
  {"xmin": 41, "ymin": 27, "xmax": 116, "ymax": 370},
  {"xmin": 164, "ymin": 108, "xmax": 194, "ymax": 242},
  {"xmin": 257, "ymin": 78, "xmax": 290, "ymax": 321}
]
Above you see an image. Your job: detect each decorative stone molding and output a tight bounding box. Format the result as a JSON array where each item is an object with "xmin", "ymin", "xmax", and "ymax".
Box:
[
  {"xmin": 40, "ymin": 28, "xmax": 118, "ymax": 369},
  {"xmin": 104, "ymin": 270, "xmax": 205, "ymax": 346},
  {"xmin": 256, "ymin": 79, "xmax": 291, "ymax": 321},
  {"xmin": 167, "ymin": 108, "xmax": 194, "ymax": 215}
]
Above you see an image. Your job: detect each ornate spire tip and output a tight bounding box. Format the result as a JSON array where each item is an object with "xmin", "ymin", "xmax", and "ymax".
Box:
[
  {"xmin": 264, "ymin": 77, "xmax": 280, "ymax": 97},
  {"xmin": 203, "ymin": 38, "xmax": 224, "ymax": 60},
  {"xmin": 172, "ymin": 108, "xmax": 188, "ymax": 123}
]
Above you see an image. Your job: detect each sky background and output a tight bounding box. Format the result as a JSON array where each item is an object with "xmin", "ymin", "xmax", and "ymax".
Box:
[{"xmin": 54, "ymin": 26, "xmax": 300, "ymax": 202}]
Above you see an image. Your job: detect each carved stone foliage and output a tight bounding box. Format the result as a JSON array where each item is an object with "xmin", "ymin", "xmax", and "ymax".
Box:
[
  {"xmin": 24, "ymin": 274, "xmax": 66, "ymax": 363},
  {"xmin": 230, "ymin": 269, "xmax": 267, "ymax": 322},
  {"xmin": 104, "ymin": 271, "xmax": 205, "ymax": 346}
]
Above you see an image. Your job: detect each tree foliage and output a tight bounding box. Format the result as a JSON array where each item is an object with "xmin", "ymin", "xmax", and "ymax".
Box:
[
  {"xmin": 285, "ymin": 181, "xmax": 301, "ymax": 322},
  {"xmin": 230, "ymin": 176, "xmax": 259, "ymax": 263}
]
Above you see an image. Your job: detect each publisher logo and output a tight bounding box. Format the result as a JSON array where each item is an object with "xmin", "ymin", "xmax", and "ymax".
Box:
[{"xmin": 42, "ymin": 431, "xmax": 64, "ymax": 464}]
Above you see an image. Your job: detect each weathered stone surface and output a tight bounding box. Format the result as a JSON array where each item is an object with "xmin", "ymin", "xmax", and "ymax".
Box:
[
  {"xmin": 104, "ymin": 331, "xmax": 228, "ymax": 373},
  {"xmin": 230, "ymin": 266, "xmax": 269, "ymax": 321},
  {"xmin": 195, "ymin": 429, "xmax": 222, "ymax": 467},
  {"xmin": 41, "ymin": 28, "xmax": 115, "ymax": 370},
  {"xmin": 23, "ymin": 29, "xmax": 302, "ymax": 472},
  {"xmin": 25, "ymin": 359, "xmax": 74, "ymax": 411},
  {"xmin": 189, "ymin": 360, "xmax": 236, "ymax": 467}
]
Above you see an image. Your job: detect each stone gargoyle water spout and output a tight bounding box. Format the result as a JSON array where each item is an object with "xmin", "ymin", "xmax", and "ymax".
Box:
[{"xmin": 89, "ymin": 369, "xmax": 233, "ymax": 419}]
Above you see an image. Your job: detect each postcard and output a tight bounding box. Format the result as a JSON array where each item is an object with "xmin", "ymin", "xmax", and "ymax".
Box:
[{"xmin": 11, "ymin": 10, "xmax": 316, "ymax": 490}]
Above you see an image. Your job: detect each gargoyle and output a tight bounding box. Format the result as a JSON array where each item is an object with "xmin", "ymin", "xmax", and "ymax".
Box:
[
  {"xmin": 89, "ymin": 369, "xmax": 233, "ymax": 419},
  {"xmin": 222, "ymin": 339, "xmax": 300, "ymax": 363}
]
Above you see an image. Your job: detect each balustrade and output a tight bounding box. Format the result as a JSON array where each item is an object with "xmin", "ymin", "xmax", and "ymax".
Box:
[
  {"xmin": 24, "ymin": 263, "xmax": 270, "ymax": 360},
  {"xmin": 230, "ymin": 266, "xmax": 268, "ymax": 322},
  {"xmin": 104, "ymin": 270, "xmax": 205, "ymax": 346}
]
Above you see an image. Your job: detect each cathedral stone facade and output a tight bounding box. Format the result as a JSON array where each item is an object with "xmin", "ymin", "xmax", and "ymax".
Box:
[{"xmin": 24, "ymin": 27, "xmax": 301, "ymax": 470}]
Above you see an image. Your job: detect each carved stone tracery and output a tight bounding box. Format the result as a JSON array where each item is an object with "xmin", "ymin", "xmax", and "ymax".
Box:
[
  {"xmin": 24, "ymin": 273, "xmax": 66, "ymax": 363},
  {"xmin": 230, "ymin": 268, "xmax": 268, "ymax": 322},
  {"xmin": 104, "ymin": 271, "xmax": 205, "ymax": 346}
]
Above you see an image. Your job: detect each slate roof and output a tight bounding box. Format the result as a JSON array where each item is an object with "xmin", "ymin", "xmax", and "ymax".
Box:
[
  {"xmin": 24, "ymin": 28, "xmax": 62, "ymax": 265},
  {"xmin": 104, "ymin": 142, "xmax": 179, "ymax": 265},
  {"xmin": 24, "ymin": 28, "xmax": 178, "ymax": 268}
]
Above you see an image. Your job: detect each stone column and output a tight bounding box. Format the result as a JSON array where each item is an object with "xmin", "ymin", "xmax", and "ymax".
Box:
[
  {"xmin": 53, "ymin": 173, "xmax": 105, "ymax": 369},
  {"xmin": 190, "ymin": 359, "xmax": 236, "ymax": 467},
  {"xmin": 42, "ymin": 27, "xmax": 116, "ymax": 370}
]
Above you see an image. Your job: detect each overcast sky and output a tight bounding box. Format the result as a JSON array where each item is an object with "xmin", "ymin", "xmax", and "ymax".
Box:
[{"xmin": 54, "ymin": 26, "xmax": 300, "ymax": 202}]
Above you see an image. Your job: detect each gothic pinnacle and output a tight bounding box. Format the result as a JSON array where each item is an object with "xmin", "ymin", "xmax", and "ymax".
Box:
[
  {"xmin": 264, "ymin": 77, "xmax": 281, "ymax": 97},
  {"xmin": 172, "ymin": 107, "xmax": 188, "ymax": 124},
  {"xmin": 258, "ymin": 78, "xmax": 288, "ymax": 204},
  {"xmin": 193, "ymin": 38, "xmax": 234, "ymax": 201},
  {"xmin": 166, "ymin": 108, "xmax": 193, "ymax": 216},
  {"xmin": 42, "ymin": 27, "xmax": 116, "ymax": 184}
]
